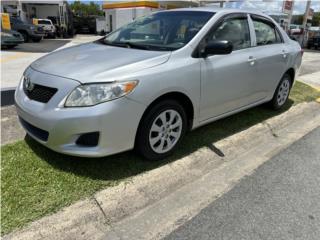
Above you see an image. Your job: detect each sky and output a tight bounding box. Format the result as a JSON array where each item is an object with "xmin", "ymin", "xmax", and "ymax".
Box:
[
  {"xmin": 246, "ymin": 0, "xmax": 320, "ymax": 14},
  {"xmin": 68, "ymin": 0, "xmax": 320, "ymax": 14}
]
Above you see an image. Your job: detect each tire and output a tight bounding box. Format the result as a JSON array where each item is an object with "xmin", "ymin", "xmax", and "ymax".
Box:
[
  {"xmin": 6, "ymin": 45, "xmax": 17, "ymax": 49},
  {"xmin": 136, "ymin": 100, "xmax": 187, "ymax": 161},
  {"xmin": 32, "ymin": 37, "xmax": 42, "ymax": 43},
  {"xmin": 269, "ymin": 73, "xmax": 292, "ymax": 110},
  {"xmin": 20, "ymin": 32, "xmax": 29, "ymax": 42}
]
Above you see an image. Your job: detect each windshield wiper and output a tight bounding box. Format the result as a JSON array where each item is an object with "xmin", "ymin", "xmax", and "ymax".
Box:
[
  {"xmin": 123, "ymin": 42, "xmax": 151, "ymax": 50},
  {"xmin": 98, "ymin": 39, "xmax": 174, "ymax": 51},
  {"xmin": 100, "ymin": 40, "xmax": 150, "ymax": 50}
]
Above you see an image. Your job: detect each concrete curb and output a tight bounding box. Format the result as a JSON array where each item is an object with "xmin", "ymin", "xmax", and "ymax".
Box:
[
  {"xmin": 1, "ymin": 87, "xmax": 15, "ymax": 107},
  {"xmin": 4, "ymin": 102, "xmax": 320, "ymax": 240}
]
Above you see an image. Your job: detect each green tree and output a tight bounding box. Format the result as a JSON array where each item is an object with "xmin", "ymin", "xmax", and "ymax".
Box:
[
  {"xmin": 70, "ymin": 1, "xmax": 103, "ymax": 16},
  {"xmin": 292, "ymin": 14, "xmax": 303, "ymax": 25},
  {"xmin": 311, "ymin": 12, "xmax": 320, "ymax": 26}
]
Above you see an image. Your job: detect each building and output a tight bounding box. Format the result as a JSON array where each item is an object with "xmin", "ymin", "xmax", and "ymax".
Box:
[
  {"xmin": 102, "ymin": 1, "xmax": 199, "ymax": 32},
  {"xmin": 1, "ymin": 0, "xmax": 71, "ymax": 31}
]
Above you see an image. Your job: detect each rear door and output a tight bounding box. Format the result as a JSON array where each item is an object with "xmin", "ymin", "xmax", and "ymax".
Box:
[{"xmin": 249, "ymin": 15, "xmax": 289, "ymax": 99}]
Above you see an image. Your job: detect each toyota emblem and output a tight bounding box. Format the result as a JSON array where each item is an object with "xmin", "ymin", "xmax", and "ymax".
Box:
[{"xmin": 24, "ymin": 77, "xmax": 34, "ymax": 91}]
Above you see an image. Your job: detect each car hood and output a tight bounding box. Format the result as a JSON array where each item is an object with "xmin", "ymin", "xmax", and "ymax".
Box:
[{"xmin": 31, "ymin": 42, "xmax": 171, "ymax": 83}]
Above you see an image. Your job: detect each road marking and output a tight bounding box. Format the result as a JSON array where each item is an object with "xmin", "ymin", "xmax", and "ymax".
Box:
[{"xmin": 0, "ymin": 52, "xmax": 30, "ymax": 63}]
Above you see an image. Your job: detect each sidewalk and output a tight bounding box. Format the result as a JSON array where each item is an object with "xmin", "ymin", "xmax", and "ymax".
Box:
[{"xmin": 298, "ymin": 71, "xmax": 320, "ymax": 89}]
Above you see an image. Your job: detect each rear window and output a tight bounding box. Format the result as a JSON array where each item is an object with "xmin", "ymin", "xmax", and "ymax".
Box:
[{"xmin": 38, "ymin": 20, "xmax": 51, "ymax": 25}]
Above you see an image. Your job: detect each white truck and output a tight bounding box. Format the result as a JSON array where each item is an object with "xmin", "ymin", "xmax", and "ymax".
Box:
[{"xmin": 37, "ymin": 19, "xmax": 56, "ymax": 38}]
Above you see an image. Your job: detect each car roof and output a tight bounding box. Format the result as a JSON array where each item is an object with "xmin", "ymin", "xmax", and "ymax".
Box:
[{"xmin": 167, "ymin": 7, "xmax": 269, "ymax": 18}]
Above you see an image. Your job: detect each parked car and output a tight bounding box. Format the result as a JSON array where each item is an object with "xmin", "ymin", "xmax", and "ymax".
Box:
[
  {"xmin": 37, "ymin": 19, "xmax": 56, "ymax": 38},
  {"xmin": 289, "ymin": 24, "xmax": 302, "ymax": 35},
  {"xmin": 10, "ymin": 17, "xmax": 45, "ymax": 42},
  {"xmin": 15, "ymin": 8, "xmax": 302, "ymax": 160},
  {"xmin": 1, "ymin": 30, "xmax": 24, "ymax": 49},
  {"xmin": 307, "ymin": 34, "xmax": 320, "ymax": 50}
]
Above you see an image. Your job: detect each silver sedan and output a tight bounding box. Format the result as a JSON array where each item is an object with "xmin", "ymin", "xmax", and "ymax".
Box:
[{"xmin": 15, "ymin": 8, "xmax": 302, "ymax": 160}]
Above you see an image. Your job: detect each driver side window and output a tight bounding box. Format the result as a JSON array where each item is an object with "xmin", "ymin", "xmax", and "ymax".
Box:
[{"xmin": 207, "ymin": 17, "xmax": 251, "ymax": 51}]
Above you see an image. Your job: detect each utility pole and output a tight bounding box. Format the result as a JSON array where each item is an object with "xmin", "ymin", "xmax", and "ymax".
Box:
[
  {"xmin": 301, "ymin": 0, "xmax": 311, "ymax": 46},
  {"xmin": 287, "ymin": 1, "xmax": 294, "ymax": 30},
  {"xmin": 302, "ymin": 0, "xmax": 311, "ymax": 29}
]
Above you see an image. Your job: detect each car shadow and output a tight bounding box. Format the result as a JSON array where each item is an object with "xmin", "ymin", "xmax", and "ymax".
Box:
[
  {"xmin": 4, "ymin": 39, "xmax": 71, "ymax": 53},
  {"xmin": 25, "ymin": 100, "xmax": 294, "ymax": 182}
]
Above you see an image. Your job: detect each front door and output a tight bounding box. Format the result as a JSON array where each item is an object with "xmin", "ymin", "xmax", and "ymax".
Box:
[{"xmin": 200, "ymin": 15, "xmax": 261, "ymax": 121}]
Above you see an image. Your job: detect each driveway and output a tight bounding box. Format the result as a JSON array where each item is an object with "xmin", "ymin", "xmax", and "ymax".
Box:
[
  {"xmin": 0, "ymin": 35, "xmax": 101, "ymax": 89},
  {"xmin": 298, "ymin": 50, "xmax": 320, "ymax": 89},
  {"xmin": 164, "ymin": 127, "xmax": 320, "ymax": 240}
]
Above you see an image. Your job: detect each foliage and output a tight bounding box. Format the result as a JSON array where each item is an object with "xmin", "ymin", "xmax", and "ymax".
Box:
[
  {"xmin": 292, "ymin": 12, "xmax": 320, "ymax": 26},
  {"xmin": 70, "ymin": 1, "xmax": 103, "ymax": 16},
  {"xmin": 311, "ymin": 12, "xmax": 320, "ymax": 26}
]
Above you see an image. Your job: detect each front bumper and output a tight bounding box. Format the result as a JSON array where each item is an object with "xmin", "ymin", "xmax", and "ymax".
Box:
[
  {"xmin": 1, "ymin": 36, "xmax": 24, "ymax": 45},
  {"xmin": 15, "ymin": 68, "xmax": 146, "ymax": 157},
  {"xmin": 30, "ymin": 31, "xmax": 45, "ymax": 38}
]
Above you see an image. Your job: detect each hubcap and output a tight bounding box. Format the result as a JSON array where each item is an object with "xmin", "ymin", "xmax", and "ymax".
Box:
[
  {"xmin": 277, "ymin": 79, "xmax": 290, "ymax": 106},
  {"xmin": 149, "ymin": 110, "xmax": 183, "ymax": 154}
]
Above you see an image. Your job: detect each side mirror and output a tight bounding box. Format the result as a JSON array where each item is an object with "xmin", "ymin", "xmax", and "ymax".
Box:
[{"xmin": 203, "ymin": 40, "xmax": 233, "ymax": 57}]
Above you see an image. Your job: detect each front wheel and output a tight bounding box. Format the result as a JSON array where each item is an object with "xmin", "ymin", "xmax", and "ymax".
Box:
[
  {"xmin": 269, "ymin": 73, "xmax": 292, "ymax": 110},
  {"xmin": 6, "ymin": 45, "xmax": 17, "ymax": 49},
  {"xmin": 136, "ymin": 100, "xmax": 187, "ymax": 161}
]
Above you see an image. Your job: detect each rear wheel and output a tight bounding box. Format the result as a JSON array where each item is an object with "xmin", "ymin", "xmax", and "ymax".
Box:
[
  {"xmin": 136, "ymin": 100, "xmax": 187, "ymax": 161},
  {"xmin": 269, "ymin": 73, "xmax": 292, "ymax": 110}
]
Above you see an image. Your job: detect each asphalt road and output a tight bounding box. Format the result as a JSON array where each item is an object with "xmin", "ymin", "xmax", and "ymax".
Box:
[{"xmin": 164, "ymin": 127, "xmax": 320, "ymax": 240}]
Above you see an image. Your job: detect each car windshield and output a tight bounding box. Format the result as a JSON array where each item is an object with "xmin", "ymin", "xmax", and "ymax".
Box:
[
  {"xmin": 102, "ymin": 11, "xmax": 214, "ymax": 51},
  {"xmin": 38, "ymin": 20, "xmax": 51, "ymax": 25}
]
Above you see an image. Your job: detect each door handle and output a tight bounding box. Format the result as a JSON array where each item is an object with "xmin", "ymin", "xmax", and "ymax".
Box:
[
  {"xmin": 248, "ymin": 56, "xmax": 256, "ymax": 66},
  {"xmin": 282, "ymin": 50, "xmax": 288, "ymax": 59}
]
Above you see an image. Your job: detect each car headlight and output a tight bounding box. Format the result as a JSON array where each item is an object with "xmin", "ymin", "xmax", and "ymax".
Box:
[
  {"xmin": 1, "ymin": 32, "xmax": 13, "ymax": 37},
  {"xmin": 30, "ymin": 26, "xmax": 35, "ymax": 30},
  {"xmin": 65, "ymin": 81, "xmax": 138, "ymax": 107}
]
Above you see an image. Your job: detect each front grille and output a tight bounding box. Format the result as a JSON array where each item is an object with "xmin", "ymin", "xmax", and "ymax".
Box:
[
  {"xmin": 24, "ymin": 83, "xmax": 57, "ymax": 103},
  {"xmin": 19, "ymin": 117, "xmax": 49, "ymax": 142}
]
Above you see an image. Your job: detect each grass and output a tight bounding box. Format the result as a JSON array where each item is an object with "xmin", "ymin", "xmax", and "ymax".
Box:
[{"xmin": 1, "ymin": 81, "xmax": 320, "ymax": 235}]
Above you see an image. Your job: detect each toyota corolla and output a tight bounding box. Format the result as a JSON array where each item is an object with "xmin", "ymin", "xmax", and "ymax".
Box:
[{"xmin": 15, "ymin": 8, "xmax": 302, "ymax": 160}]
